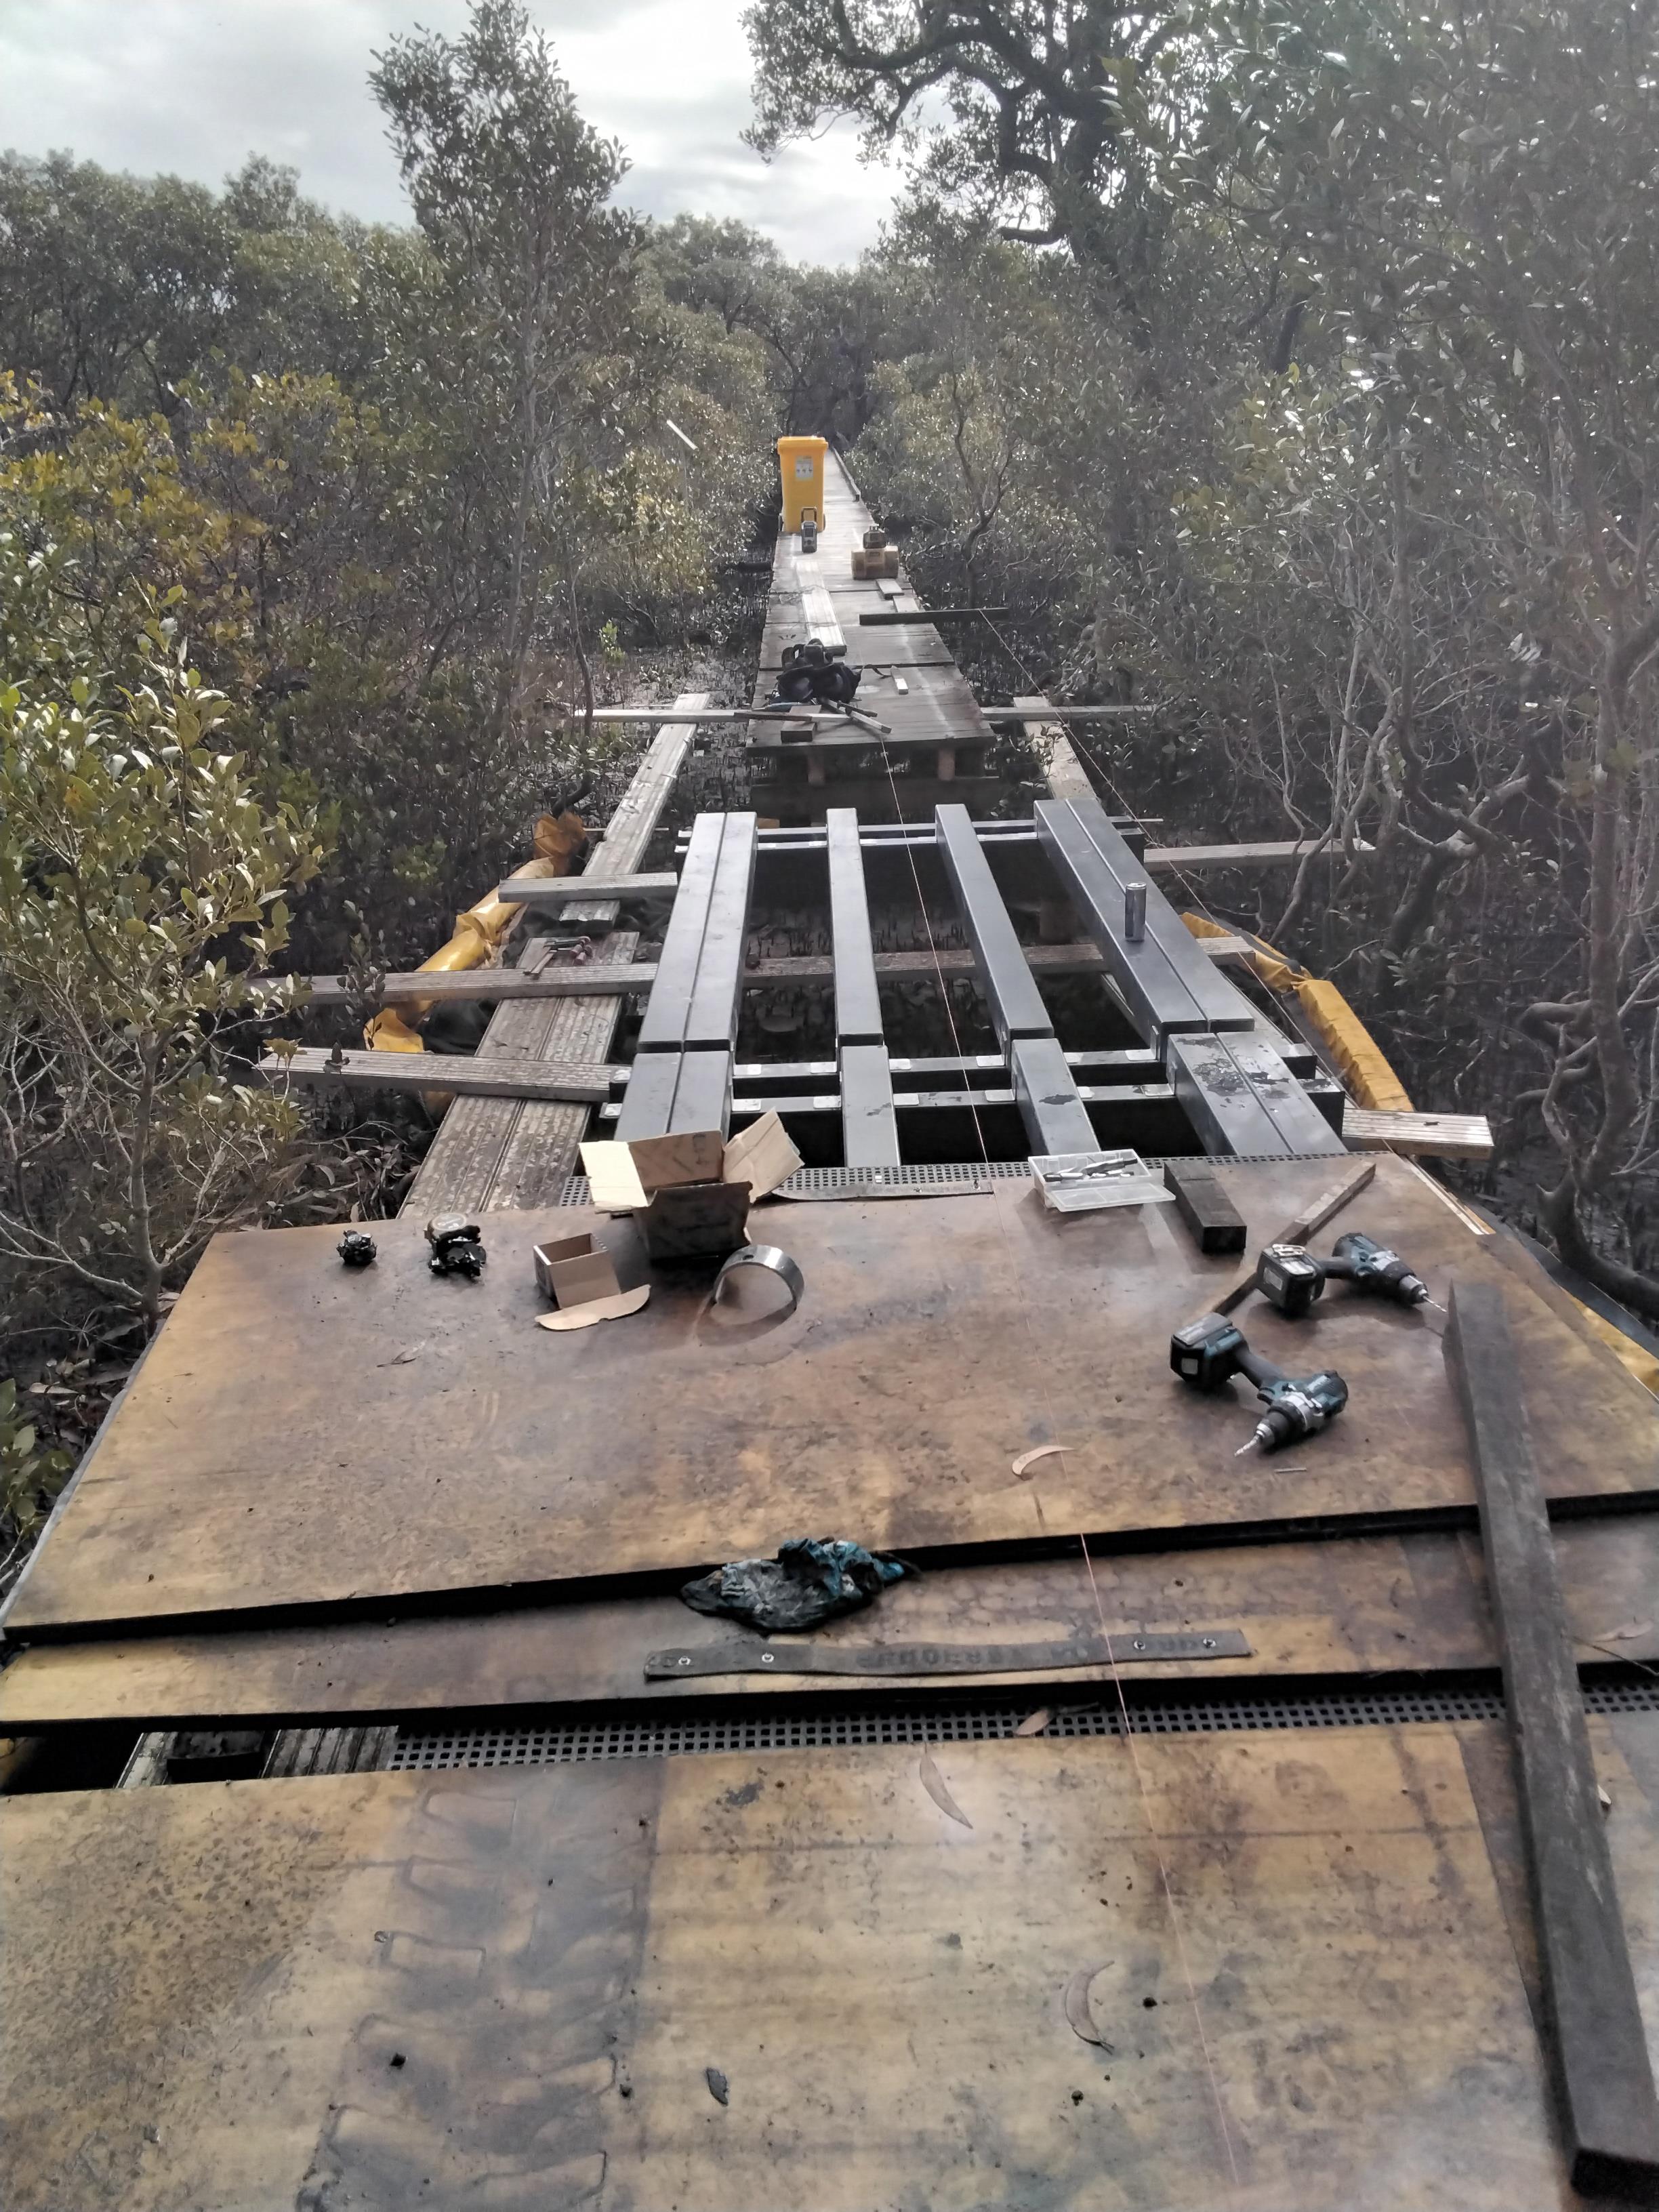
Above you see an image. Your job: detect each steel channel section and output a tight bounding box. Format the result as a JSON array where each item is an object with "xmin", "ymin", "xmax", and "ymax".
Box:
[
  {"xmin": 1035, "ymin": 797, "xmax": 1256, "ymax": 1044},
  {"xmin": 1009, "ymin": 1037, "xmax": 1101, "ymax": 1155},
  {"xmin": 635, "ymin": 813, "xmax": 722, "ymax": 1052},
  {"xmin": 933, "ymin": 806, "xmax": 1057, "ymax": 1049},
  {"xmin": 682, "ymin": 813, "xmax": 758, "ymax": 1053},
  {"xmin": 1166, "ymin": 1030, "xmax": 1345, "ymax": 1158}
]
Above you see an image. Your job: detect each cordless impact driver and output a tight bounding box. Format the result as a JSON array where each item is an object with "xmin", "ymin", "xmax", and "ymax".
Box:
[
  {"xmin": 1253, "ymin": 1231, "xmax": 1437, "ymax": 1320},
  {"xmin": 1170, "ymin": 1311, "xmax": 1349, "ymax": 1455}
]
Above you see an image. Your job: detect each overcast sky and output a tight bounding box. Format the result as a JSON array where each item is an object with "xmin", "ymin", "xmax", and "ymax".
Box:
[{"xmin": 0, "ymin": 0, "xmax": 901, "ymax": 264}]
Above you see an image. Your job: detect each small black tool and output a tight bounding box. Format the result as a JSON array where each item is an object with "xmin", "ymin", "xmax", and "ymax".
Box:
[
  {"xmin": 1170, "ymin": 1311, "xmax": 1349, "ymax": 1454},
  {"xmin": 426, "ymin": 1214, "xmax": 486, "ymax": 1279},
  {"xmin": 337, "ymin": 1230, "xmax": 377, "ymax": 1269},
  {"xmin": 1254, "ymin": 1231, "xmax": 1437, "ymax": 1318}
]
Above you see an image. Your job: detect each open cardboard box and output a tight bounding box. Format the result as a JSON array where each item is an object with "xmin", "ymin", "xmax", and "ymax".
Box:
[
  {"xmin": 579, "ymin": 1111, "xmax": 802, "ymax": 1260},
  {"xmin": 533, "ymin": 1229, "xmax": 621, "ymax": 1309}
]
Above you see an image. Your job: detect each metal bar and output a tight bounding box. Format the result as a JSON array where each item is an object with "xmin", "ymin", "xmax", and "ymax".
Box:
[
  {"xmin": 1446, "ymin": 1282, "xmax": 1659, "ymax": 2198},
  {"xmin": 839, "ymin": 1042, "xmax": 901, "ymax": 1166},
  {"xmin": 933, "ymin": 804, "xmax": 1054, "ymax": 1048},
  {"xmin": 1036, "ymin": 796, "xmax": 1259, "ymax": 1043},
  {"xmin": 635, "ymin": 815, "xmax": 722, "ymax": 1053},
  {"xmin": 1165, "ymin": 1030, "xmax": 1345, "ymax": 1158},
  {"xmin": 613, "ymin": 1050, "xmax": 734, "ymax": 1139},
  {"xmin": 1009, "ymin": 1036, "xmax": 1100, "ymax": 1155},
  {"xmin": 683, "ymin": 813, "xmax": 757, "ymax": 1052},
  {"xmin": 826, "ymin": 808, "xmax": 885, "ymax": 1046},
  {"xmin": 646, "ymin": 1629, "xmax": 1250, "ymax": 1679},
  {"xmin": 600, "ymin": 1082, "xmax": 1179, "ymax": 1124}
]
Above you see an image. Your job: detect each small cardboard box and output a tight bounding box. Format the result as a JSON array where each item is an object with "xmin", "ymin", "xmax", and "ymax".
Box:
[
  {"xmin": 533, "ymin": 1230, "xmax": 621, "ymax": 1309},
  {"xmin": 578, "ymin": 1111, "xmax": 805, "ymax": 1263}
]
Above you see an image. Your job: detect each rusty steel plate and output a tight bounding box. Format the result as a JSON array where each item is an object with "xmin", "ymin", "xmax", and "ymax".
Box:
[
  {"xmin": 7, "ymin": 1157, "xmax": 1657, "ymax": 1637},
  {"xmin": 7, "ymin": 1718, "xmax": 1659, "ymax": 2211}
]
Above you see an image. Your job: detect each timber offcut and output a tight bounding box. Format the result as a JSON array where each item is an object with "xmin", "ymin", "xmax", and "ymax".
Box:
[{"xmin": 3, "ymin": 439, "xmax": 1656, "ymax": 2212}]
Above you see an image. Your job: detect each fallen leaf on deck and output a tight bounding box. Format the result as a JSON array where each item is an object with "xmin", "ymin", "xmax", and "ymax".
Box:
[
  {"xmin": 1601, "ymin": 1620, "xmax": 1654, "ymax": 1642},
  {"xmin": 705, "ymin": 2067, "xmax": 729, "ymax": 2106},
  {"xmin": 1016, "ymin": 1708, "xmax": 1051, "ymax": 1736},
  {"xmin": 1012, "ymin": 1444, "xmax": 1066, "ymax": 1479},
  {"xmin": 537, "ymin": 1284, "xmax": 652, "ymax": 1332},
  {"xmin": 1063, "ymin": 1964, "xmax": 1109, "ymax": 2045},
  {"xmin": 1598, "ymin": 1784, "xmax": 1614, "ymax": 1814},
  {"xmin": 919, "ymin": 1749, "xmax": 973, "ymax": 1828},
  {"xmin": 375, "ymin": 1345, "xmax": 424, "ymax": 1368}
]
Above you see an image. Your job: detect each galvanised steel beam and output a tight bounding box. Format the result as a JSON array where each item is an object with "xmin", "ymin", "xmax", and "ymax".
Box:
[{"xmin": 1035, "ymin": 796, "xmax": 1257, "ymax": 1044}]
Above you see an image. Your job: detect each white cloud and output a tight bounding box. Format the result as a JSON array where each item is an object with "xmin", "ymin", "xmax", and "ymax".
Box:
[{"xmin": 0, "ymin": 0, "xmax": 899, "ymax": 263}]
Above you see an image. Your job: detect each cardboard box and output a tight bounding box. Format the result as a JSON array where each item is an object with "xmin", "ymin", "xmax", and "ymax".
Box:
[{"xmin": 533, "ymin": 1230, "xmax": 621, "ymax": 1309}]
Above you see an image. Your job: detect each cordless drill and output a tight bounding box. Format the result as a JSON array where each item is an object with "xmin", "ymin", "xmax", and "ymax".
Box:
[
  {"xmin": 1254, "ymin": 1231, "xmax": 1435, "ymax": 1320},
  {"xmin": 1170, "ymin": 1312, "xmax": 1349, "ymax": 1454}
]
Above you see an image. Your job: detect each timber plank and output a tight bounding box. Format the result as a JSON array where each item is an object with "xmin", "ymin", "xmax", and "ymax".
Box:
[
  {"xmin": 1446, "ymin": 1281, "xmax": 1659, "ymax": 2196},
  {"xmin": 7, "ymin": 1156, "xmax": 1658, "ymax": 1639},
  {"xmin": 1345, "ymin": 1106, "xmax": 1495, "ymax": 1161},
  {"xmin": 4, "ymin": 1721, "xmax": 1655, "ymax": 2210},
  {"xmin": 262, "ymin": 1045, "xmax": 620, "ymax": 1105}
]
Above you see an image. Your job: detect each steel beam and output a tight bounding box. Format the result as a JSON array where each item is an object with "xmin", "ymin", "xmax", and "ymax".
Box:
[
  {"xmin": 1166, "ymin": 1030, "xmax": 1345, "ymax": 1157},
  {"xmin": 826, "ymin": 809, "xmax": 885, "ymax": 1046},
  {"xmin": 636, "ymin": 813, "xmax": 756, "ymax": 1054},
  {"xmin": 613, "ymin": 1050, "xmax": 733, "ymax": 1140},
  {"xmin": 636, "ymin": 815, "xmax": 720, "ymax": 1052},
  {"xmin": 824, "ymin": 808, "xmax": 900, "ymax": 1168},
  {"xmin": 1009, "ymin": 1037, "xmax": 1101, "ymax": 1155},
  {"xmin": 840, "ymin": 1043, "xmax": 902, "ymax": 1165},
  {"xmin": 1036, "ymin": 796, "xmax": 1258, "ymax": 1044},
  {"xmin": 685, "ymin": 813, "xmax": 757, "ymax": 1051},
  {"xmin": 933, "ymin": 804, "xmax": 1054, "ymax": 1048}
]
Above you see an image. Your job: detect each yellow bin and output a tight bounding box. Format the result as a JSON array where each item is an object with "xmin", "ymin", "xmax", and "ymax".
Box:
[{"xmin": 777, "ymin": 434, "xmax": 827, "ymax": 534}]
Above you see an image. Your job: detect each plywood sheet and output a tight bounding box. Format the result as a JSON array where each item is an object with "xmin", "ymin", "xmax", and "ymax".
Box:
[
  {"xmin": 5, "ymin": 1515, "xmax": 1656, "ymax": 1727},
  {"xmin": 9, "ymin": 1157, "xmax": 1656, "ymax": 1636},
  {"xmin": 7, "ymin": 1719, "xmax": 1657, "ymax": 2210}
]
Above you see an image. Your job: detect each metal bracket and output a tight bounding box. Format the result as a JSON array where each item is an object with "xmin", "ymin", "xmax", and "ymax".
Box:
[
  {"xmin": 644, "ymin": 1629, "xmax": 1250, "ymax": 1679},
  {"xmin": 712, "ymin": 1243, "xmax": 804, "ymax": 1312}
]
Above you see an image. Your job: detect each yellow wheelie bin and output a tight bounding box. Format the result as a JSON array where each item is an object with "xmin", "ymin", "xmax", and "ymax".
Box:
[{"xmin": 777, "ymin": 434, "xmax": 827, "ymax": 534}]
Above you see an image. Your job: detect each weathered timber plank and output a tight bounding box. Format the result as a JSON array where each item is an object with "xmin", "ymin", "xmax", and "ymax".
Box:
[
  {"xmin": 859, "ymin": 606, "xmax": 1009, "ymax": 624},
  {"xmin": 1345, "ymin": 1107, "xmax": 1494, "ymax": 1161},
  {"xmin": 263, "ymin": 1045, "xmax": 620, "ymax": 1105},
  {"xmin": 1151, "ymin": 838, "xmax": 1370, "ymax": 871},
  {"xmin": 1446, "ymin": 1280, "xmax": 1659, "ymax": 2199}
]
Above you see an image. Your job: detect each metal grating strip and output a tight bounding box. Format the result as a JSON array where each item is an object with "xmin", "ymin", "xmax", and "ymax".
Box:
[
  {"xmin": 558, "ymin": 1154, "xmax": 1354, "ymax": 1204},
  {"xmin": 387, "ymin": 1680, "xmax": 1659, "ymax": 1772}
]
